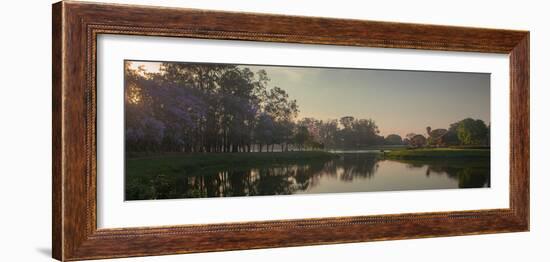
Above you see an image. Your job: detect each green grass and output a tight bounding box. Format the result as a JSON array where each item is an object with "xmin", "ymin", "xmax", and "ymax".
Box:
[
  {"xmin": 327, "ymin": 145, "xmax": 408, "ymax": 150},
  {"xmin": 384, "ymin": 148, "xmax": 490, "ymax": 159},
  {"xmin": 126, "ymin": 151, "xmax": 338, "ymax": 179}
]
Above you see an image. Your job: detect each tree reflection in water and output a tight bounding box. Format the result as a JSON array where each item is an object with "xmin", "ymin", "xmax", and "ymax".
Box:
[
  {"xmin": 128, "ymin": 153, "xmax": 489, "ymax": 200},
  {"xmin": 400, "ymin": 158, "xmax": 490, "ymax": 188}
]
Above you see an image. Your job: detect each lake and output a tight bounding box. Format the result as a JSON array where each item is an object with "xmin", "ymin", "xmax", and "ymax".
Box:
[{"xmin": 131, "ymin": 152, "xmax": 490, "ymax": 200}]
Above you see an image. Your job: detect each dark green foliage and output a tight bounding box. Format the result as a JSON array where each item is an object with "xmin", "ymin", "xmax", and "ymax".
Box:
[
  {"xmin": 385, "ymin": 134, "xmax": 403, "ymax": 145},
  {"xmin": 405, "ymin": 119, "xmax": 489, "ymax": 147},
  {"xmin": 457, "ymin": 118, "xmax": 489, "ymax": 145}
]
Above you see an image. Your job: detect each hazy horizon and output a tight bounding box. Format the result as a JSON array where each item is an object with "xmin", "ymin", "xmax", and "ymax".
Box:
[{"xmin": 128, "ymin": 60, "xmax": 490, "ymax": 138}]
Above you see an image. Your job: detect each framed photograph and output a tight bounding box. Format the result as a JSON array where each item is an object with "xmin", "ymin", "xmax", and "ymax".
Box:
[{"xmin": 52, "ymin": 1, "xmax": 529, "ymax": 261}]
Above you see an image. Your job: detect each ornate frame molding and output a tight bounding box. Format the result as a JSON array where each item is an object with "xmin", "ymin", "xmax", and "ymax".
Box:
[{"xmin": 53, "ymin": 1, "xmax": 529, "ymax": 261}]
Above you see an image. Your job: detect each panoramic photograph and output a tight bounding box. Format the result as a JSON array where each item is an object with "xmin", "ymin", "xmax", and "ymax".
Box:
[{"xmin": 124, "ymin": 60, "xmax": 491, "ymax": 201}]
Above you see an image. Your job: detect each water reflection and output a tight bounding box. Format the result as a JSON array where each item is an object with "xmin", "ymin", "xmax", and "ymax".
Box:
[{"xmin": 127, "ymin": 153, "xmax": 490, "ymax": 200}]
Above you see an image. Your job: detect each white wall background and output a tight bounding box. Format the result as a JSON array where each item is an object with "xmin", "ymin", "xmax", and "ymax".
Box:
[{"xmin": 0, "ymin": 0, "xmax": 546, "ymax": 261}]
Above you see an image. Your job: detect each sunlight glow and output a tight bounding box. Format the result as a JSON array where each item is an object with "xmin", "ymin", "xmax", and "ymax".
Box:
[{"xmin": 128, "ymin": 61, "xmax": 162, "ymax": 74}]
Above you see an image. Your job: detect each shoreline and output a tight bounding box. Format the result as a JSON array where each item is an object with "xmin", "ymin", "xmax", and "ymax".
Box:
[{"xmin": 383, "ymin": 148, "xmax": 490, "ymax": 159}]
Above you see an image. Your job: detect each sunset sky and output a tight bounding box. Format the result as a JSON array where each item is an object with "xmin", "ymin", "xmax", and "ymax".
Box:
[{"xmin": 128, "ymin": 61, "xmax": 490, "ymax": 137}]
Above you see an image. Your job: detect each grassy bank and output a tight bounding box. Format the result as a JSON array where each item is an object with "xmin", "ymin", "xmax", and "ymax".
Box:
[
  {"xmin": 384, "ymin": 148, "xmax": 490, "ymax": 159},
  {"xmin": 126, "ymin": 151, "xmax": 338, "ymax": 179}
]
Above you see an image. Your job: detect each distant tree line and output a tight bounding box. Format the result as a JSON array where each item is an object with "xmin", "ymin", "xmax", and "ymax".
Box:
[
  {"xmin": 125, "ymin": 62, "xmax": 489, "ymax": 153},
  {"xmin": 292, "ymin": 117, "xmax": 490, "ymax": 149},
  {"xmin": 402, "ymin": 118, "xmax": 490, "ymax": 148}
]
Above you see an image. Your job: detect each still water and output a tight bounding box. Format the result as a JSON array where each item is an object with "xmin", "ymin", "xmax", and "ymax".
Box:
[{"xmin": 149, "ymin": 153, "xmax": 490, "ymax": 199}]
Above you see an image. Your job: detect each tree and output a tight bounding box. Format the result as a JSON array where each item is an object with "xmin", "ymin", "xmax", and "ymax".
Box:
[
  {"xmin": 405, "ymin": 133, "xmax": 416, "ymax": 140},
  {"xmin": 334, "ymin": 116, "xmax": 380, "ymax": 148},
  {"xmin": 262, "ymin": 86, "xmax": 299, "ymax": 151},
  {"xmin": 411, "ymin": 134, "xmax": 427, "ymax": 147},
  {"xmin": 125, "ymin": 62, "xmax": 282, "ymax": 153},
  {"xmin": 442, "ymin": 122, "xmax": 460, "ymax": 146},
  {"xmin": 409, "ymin": 134, "xmax": 427, "ymax": 147},
  {"xmin": 294, "ymin": 125, "xmax": 311, "ymax": 150},
  {"xmin": 339, "ymin": 116, "xmax": 355, "ymax": 129},
  {"xmin": 456, "ymin": 118, "xmax": 489, "ymax": 145},
  {"xmin": 254, "ymin": 113, "xmax": 275, "ymax": 152},
  {"xmin": 317, "ymin": 120, "xmax": 338, "ymax": 148},
  {"xmin": 352, "ymin": 119, "xmax": 380, "ymax": 146},
  {"xmin": 426, "ymin": 128, "xmax": 448, "ymax": 146},
  {"xmin": 385, "ymin": 134, "xmax": 403, "ymax": 145}
]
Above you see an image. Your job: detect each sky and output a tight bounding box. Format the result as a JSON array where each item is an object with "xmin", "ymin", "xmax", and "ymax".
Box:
[{"xmin": 128, "ymin": 61, "xmax": 490, "ymax": 138}]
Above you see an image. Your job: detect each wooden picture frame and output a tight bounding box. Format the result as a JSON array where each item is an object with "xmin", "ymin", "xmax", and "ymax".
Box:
[{"xmin": 52, "ymin": 1, "xmax": 529, "ymax": 261}]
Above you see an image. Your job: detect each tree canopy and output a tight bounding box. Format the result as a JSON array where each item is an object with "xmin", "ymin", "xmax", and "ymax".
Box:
[
  {"xmin": 456, "ymin": 118, "xmax": 490, "ymax": 145},
  {"xmin": 385, "ymin": 134, "xmax": 403, "ymax": 145},
  {"xmin": 403, "ymin": 118, "xmax": 490, "ymax": 147},
  {"xmin": 125, "ymin": 62, "xmax": 490, "ymax": 152},
  {"xmin": 125, "ymin": 62, "xmax": 385, "ymax": 152}
]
